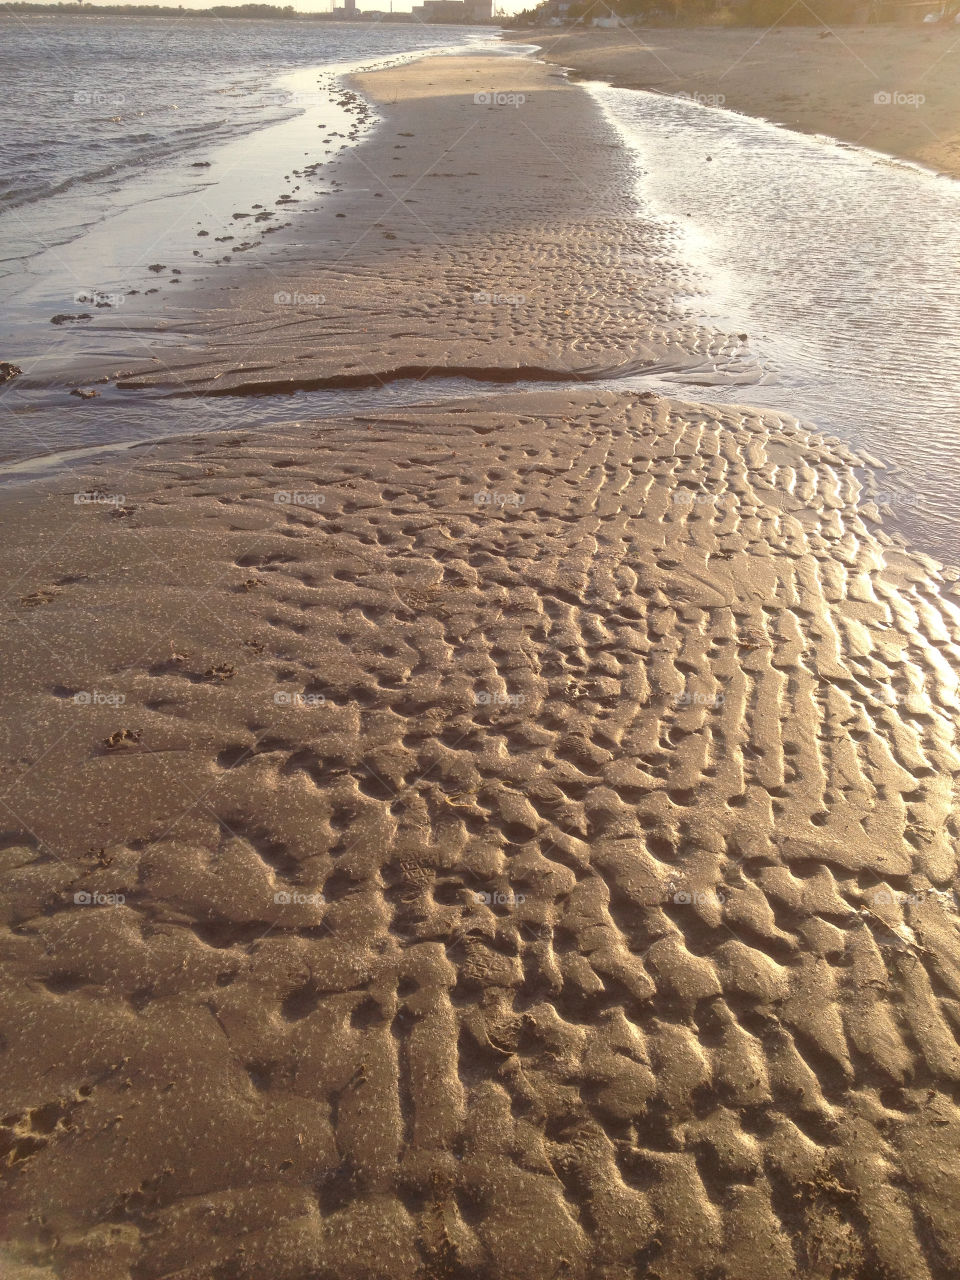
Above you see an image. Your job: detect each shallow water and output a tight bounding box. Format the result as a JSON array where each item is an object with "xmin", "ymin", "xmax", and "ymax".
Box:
[
  {"xmin": 0, "ymin": 15, "xmax": 516, "ymax": 395},
  {"xmin": 0, "ymin": 18, "xmax": 505, "ymax": 373},
  {"xmin": 588, "ymin": 82, "xmax": 960, "ymax": 559},
  {"xmin": 0, "ymin": 16, "xmax": 497, "ymax": 245}
]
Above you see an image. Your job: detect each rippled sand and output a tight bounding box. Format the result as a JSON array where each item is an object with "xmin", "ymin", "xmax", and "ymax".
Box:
[
  {"xmin": 112, "ymin": 58, "xmax": 742, "ymax": 396},
  {"xmin": 2, "ymin": 53, "xmax": 960, "ymax": 1280},
  {"xmin": 3, "ymin": 387, "xmax": 960, "ymax": 1278}
]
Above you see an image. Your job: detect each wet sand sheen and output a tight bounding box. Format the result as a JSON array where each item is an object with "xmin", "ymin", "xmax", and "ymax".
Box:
[
  {"xmin": 98, "ymin": 57, "xmax": 740, "ymax": 396},
  {"xmin": 1, "ymin": 54, "xmax": 960, "ymax": 1280},
  {"xmin": 3, "ymin": 389, "xmax": 960, "ymax": 1279}
]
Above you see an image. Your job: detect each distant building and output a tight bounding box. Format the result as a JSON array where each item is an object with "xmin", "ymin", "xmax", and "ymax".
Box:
[
  {"xmin": 410, "ymin": 0, "xmax": 494, "ymax": 20},
  {"xmin": 411, "ymin": 0, "xmax": 460, "ymax": 17}
]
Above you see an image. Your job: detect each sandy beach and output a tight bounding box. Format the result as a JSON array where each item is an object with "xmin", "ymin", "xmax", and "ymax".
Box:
[
  {"xmin": 507, "ymin": 24, "xmax": 960, "ymax": 179},
  {"xmin": 3, "ymin": 50, "xmax": 960, "ymax": 1280},
  {"xmin": 108, "ymin": 56, "xmax": 738, "ymax": 398}
]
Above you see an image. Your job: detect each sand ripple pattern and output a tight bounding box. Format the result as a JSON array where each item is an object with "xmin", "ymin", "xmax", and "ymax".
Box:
[
  {"xmin": 1, "ymin": 391, "xmax": 960, "ymax": 1278},
  {"xmin": 112, "ymin": 57, "xmax": 744, "ymax": 399}
]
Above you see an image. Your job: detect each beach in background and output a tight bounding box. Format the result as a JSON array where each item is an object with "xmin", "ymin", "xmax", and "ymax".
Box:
[
  {"xmin": 2, "ymin": 21, "xmax": 960, "ymax": 560},
  {"xmin": 506, "ymin": 23, "xmax": 960, "ymax": 179},
  {"xmin": 0, "ymin": 17, "xmax": 504, "ymax": 395}
]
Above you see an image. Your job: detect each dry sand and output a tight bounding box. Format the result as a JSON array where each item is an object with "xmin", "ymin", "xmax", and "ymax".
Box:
[
  {"xmin": 3, "ymin": 50, "xmax": 960, "ymax": 1280},
  {"xmin": 508, "ymin": 24, "xmax": 960, "ymax": 179}
]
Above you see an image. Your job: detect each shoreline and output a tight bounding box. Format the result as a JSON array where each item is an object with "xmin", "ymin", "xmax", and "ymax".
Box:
[
  {"xmin": 0, "ymin": 62, "xmax": 373, "ymax": 397},
  {"xmin": 6, "ymin": 46, "xmax": 960, "ymax": 565},
  {"xmin": 505, "ymin": 24, "xmax": 960, "ymax": 181},
  {"xmin": 105, "ymin": 54, "xmax": 733, "ymax": 398},
  {"xmin": 0, "ymin": 50, "xmax": 720, "ymax": 407},
  {"xmin": 0, "ymin": 27, "xmax": 502, "ymax": 405},
  {"xmin": 2, "ymin": 48, "xmax": 960, "ymax": 1280}
]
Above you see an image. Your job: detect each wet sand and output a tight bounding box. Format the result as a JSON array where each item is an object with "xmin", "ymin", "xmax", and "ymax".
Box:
[
  {"xmin": 508, "ymin": 24, "xmax": 960, "ymax": 179},
  {"xmin": 108, "ymin": 56, "xmax": 739, "ymax": 396},
  {"xmin": 3, "ymin": 52, "xmax": 960, "ymax": 1280}
]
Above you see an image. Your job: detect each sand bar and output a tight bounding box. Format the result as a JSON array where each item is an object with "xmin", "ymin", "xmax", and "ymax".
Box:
[
  {"xmin": 111, "ymin": 56, "xmax": 739, "ymax": 396},
  {"xmin": 3, "ymin": 386, "xmax": 960, "ymax": 1276}
]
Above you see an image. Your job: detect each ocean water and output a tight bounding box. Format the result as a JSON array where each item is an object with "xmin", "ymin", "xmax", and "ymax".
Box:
[
  {"xmin": 0, "ymin": 15, "xmax": 494, "ymax": 250},
  {"xmin": 589, "ymin": 82, "xmax": 960, "ymax": 559},
  {"xmin": 0, "ymin": 16, "xmax": 504, "ymax": 407}
]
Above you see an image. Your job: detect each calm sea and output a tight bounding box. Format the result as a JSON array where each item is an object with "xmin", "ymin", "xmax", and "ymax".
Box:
[{"xmin": 0, "ymin": 14, "xmax": 496, "ymax": 266}]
